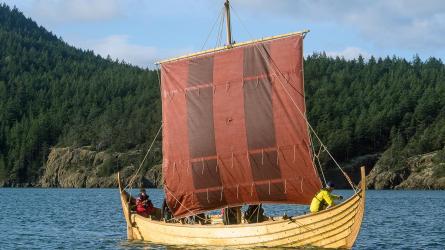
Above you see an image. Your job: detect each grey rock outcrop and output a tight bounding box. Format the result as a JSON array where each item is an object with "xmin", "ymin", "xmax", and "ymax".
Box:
[
  {"xmin": 367, "ymin": 151, "xmax": 445, "ymax": 189},
  {"xmin": 36, "ymin": 146, "xmax": 445, "ymax": 190},
  {"xmin": 39, "ymin": 147, "xmax": 163, "ymax": 188}
]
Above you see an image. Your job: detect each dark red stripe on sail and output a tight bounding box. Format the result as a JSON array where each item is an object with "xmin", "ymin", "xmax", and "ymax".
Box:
[
  {"xmin": 191, "ymin": 159, "xmax": 221, "ymax": 189},
  {"xmin": 186, "ymin": 56, "xmax": 226, "ymax": 210},
  {"xmin": 243, "ymin": 77, "xmax": 276, "ymax": 150},
  {"xmin": 249, "ymin": 151, "xmax": 280, "ymax": 181},
  {"xmin": 244, "ymin": 44, "xmax": 270, "ymax": 77},
  {"xmin": 188, "ymin": 56, "xmax": 214, "ymax": 86},
  {"xmin": 243, "ymin": 45, "xmax": 286, "ymax": 202},
  {"xmin": 186, "ymin": 87, "xmax": 217, "ymax": 158},
  {"xmin": 161, "ymin": 34, "xmax": 322, "ymax": 218},
  {"xmin": 255, "ymin": 182, "xmax": 287, "ymax": 201}
]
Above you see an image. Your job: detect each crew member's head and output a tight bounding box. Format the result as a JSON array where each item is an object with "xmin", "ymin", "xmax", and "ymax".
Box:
[{"xmin": 326, "ymin": 181, "xmax": 335, "ymax": 191}]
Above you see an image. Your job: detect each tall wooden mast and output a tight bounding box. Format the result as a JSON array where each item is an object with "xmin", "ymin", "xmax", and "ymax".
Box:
[{"xmin": 224, "ymin": 0, "xmax": 233, "ymax": 46}]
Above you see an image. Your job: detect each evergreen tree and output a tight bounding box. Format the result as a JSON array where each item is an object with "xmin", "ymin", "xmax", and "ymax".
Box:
[{"xmin": 1, "ymin": 3, "xmax": 445, "ymax": 185}]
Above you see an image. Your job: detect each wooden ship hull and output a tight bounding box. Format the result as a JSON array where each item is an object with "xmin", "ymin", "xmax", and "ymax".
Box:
[{"xmin": 117, "ymin": 167, "xmax": 366, "ymax": 249}]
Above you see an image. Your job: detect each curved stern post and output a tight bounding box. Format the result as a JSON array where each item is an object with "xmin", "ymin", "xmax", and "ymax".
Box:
[
  {"xmin": 117, "ymin": 172, "xmax": 134, "ymax": 240},
  {"xmin": 345, "ymin": 166, "xmax": 366, "ymax": 248}
]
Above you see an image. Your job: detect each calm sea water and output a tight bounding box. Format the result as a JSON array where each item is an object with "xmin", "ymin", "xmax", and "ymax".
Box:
[{"xmin": 0, "ymin": 188, "xmax": 444, "ymax": 249}]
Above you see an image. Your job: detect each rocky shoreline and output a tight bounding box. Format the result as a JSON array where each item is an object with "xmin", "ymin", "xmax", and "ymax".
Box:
[
  {"xmin": 1, "ymin": 147, "xmax": 444, "ymax": 190},
  {"xmin": 367, "ymin": 150, "xmax": 445, "ymax": 190},
  {"xmin": 0, "ymin": 147, "xmax": 163, "ymax": 189}
]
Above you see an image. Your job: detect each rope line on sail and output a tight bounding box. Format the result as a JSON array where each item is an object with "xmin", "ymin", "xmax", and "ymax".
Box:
[
  {"xmin": 315, "ymin": 147, "xmax": 328, "ymax": 185},
  {"xmin": 231, "ymin": 6, "xmax": 356, "ymax": 191},
  {"xmin": 124, "ymin": 124, "xmax": 162, "ymax": 191},
  {"xmin": 164, "ymin": 186, "xmax": 207, "ymax": 221},
  {"xmin": 266, "ymin": 52, "xmax": 356, "ymax": 191},
  {"xmin": 265, "ymin": 55, "xmax": 357, "ymax": 191},
  {"xmin": 230, "ymin": 6, "xmax": 327, "ymax": 187},
  {"xmin": 300, "ymin": 35, "xmax": 326, "ymax": 187},
  {"xmin": 156, "ymin": 65, "xmax": 161, "ymax": 88}
]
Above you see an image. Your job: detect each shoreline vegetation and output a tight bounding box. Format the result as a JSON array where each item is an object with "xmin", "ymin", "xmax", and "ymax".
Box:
[{"xmin": 0, "ymin": 4, "xmax": 444, "ymax": 189}]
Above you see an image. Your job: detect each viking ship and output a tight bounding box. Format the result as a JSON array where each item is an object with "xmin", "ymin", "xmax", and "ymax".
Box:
[{"xmin": 118, "ymin": 1, "xmax": 366, "ymax": 248}]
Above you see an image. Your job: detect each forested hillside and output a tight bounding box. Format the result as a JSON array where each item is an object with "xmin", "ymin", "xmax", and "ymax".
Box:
[
  {"xmin": 305, "ymin": 54, "xmax": 445, "ymax": 165},
  {"xmin": 0, "ymin": 4, "xmax": 444, "ymax": 187},
  {"xmin": 0, "ymin": 4, "xmax": 161, "ymax": 185}
]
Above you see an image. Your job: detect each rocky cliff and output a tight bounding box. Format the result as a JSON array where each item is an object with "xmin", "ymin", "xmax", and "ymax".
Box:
[
  {"xmin": 37, "ymin": 146, "xmax": 445, "ymax": 189},
  {"xmin": 39, "ymin": 147, "xmax": 163, "ymax": 188},
  {"xmin": 367, "ymin": 150, "xmax": 445, "ymax": 189}
]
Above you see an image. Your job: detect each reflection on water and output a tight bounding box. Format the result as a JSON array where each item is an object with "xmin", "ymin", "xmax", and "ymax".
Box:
[{"xmin": 0, "ymin": 189, "xmax": 444, "ymax": 249}]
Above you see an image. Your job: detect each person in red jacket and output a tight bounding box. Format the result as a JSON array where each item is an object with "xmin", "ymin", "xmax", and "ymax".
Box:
[{"xmin": 135, "ymin": 188, "xmax": 154, "ymax": 217}]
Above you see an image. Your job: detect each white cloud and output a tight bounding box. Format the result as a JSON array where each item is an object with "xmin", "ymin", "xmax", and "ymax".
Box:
[
  {"xmin": 236, "ymin": 0, "xmax": 445, "ymax": 51},
  {"xmin": 75, "ymin": 35, "xmax": 191, "ymax": 68},
  {"xmin": 325, "ymin": 47, "xmax": 370, "ymax": 60},
  {"xmin": 86, "ymin": 35, "xmax": 158, "ymax": 67},
  {"xmin": 31, "ymin": 0, "xmax": 123, "ymax": 22}
]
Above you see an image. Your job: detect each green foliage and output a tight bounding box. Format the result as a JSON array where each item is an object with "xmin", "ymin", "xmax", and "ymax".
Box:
[
  {"xmin": 0, "ymin": 154, "xmax": 7, "ymax": 181},
  {"xmin": 433, "ymin": 165, "xmax": 445, "ymax": 178},
  {"xmin": 305, "ymin": 54, "xmax": 445, "ymax": 167},
  {"xmin": 432, "ymin": 149, "xmax": 445, "ymax": 177},
  {"xmin": 432, "ymin": 148, "xmax": 445, "ymax": 163},
  {"xmin": 1, "ymin": 4, "xmax": 445, "ymax": 184},
  {"xmin": 0, "ymin": 4, "xmax": 160, "ymax": 184},
  {"xmin": 97, "ymin": 157, "xmax": 117, "ymax": 177}
]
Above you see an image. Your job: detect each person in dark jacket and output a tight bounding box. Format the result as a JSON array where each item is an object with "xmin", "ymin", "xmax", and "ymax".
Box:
[
  {"xmin": 161, "ymin": 198, "xmax": 172, "ymax": 221},
  {"xmin": 244, "ymin": 204, "xmax": 268, "ymax": 223},
  {"xmin": 135, "ymin": 188, "xmax": 154, "ymax": 217}
]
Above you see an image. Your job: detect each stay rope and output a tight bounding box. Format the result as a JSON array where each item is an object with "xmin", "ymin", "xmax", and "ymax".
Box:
[
  {"xmin": 124, "ymin": 123, "xmax": 162, "ymax": 191},
  {"xmin": 201, "ymin": 6, "xmax": 225, "ymax": 51},
  {"xmin": 145, "ymin": 4, "xmax": 357, "ymax": 222},
  {"xmin": 216, "ymin": 8, "xmax": 225, "ymax": 48},
  {"xmin": 164, "ymin": 186, "xmax": 207, "ymax": 221},
  {"xmin": 312, "ymin": 142, "xmax": 328, "ymax": 185},
  {"xmin": 265, "ymin": 50, "xmax": 356, "ymax": 191}
]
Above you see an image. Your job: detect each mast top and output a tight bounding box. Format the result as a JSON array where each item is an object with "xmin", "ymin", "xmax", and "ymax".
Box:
[
  {"xmin": 156, "ymin": 30, "xmax": 309, "ymax": 65},
  {"xmin": 225, "ymin": 0, "xmax": 233, "ymax": 46}
]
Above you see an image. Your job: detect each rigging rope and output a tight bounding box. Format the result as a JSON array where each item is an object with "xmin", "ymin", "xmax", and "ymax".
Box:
[
  {"xmin": 201, "ymin": 6, "xmax": 225, "ymax": 51},
  {"xmin": 152, "ymin": 4, "xmax": 356, "ymax": 220},
  {"xmin": 267, "ymin": 52, "xmax": 356, "ymax": 191},
  {"xmin": 270, "ymin": 55, "xmax": 356, "ymax": 191},
  {"xmin": 125, "ymin": 64, "xmax": 163, "ymax": 192},
  {"xmin": 164, "ymin": 186, "xmax": 206, "ymax": 221},
  {"xmin": 311, "ymin": 141, "xmax": 327, "ymax": 185},
  {"xmin": 156, "ymin": 65, "xmax": 161, "ymax": 87},
  {"xmin": 230, "ymin": 6, "xmax": 356, "ymax": 192},
  {"xmin": 216, "ymin": 9, "xmax": 225, "ymax": 48},
  {"xmin": 124, "ymin": 123, "xmax": 162, "ymax": 191}
]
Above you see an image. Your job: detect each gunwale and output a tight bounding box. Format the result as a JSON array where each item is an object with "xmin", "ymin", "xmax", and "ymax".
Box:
[
  {"xmin": 117, "ymin": 167, "xmax": 366, "ymax": 248},
  {"xmin": 126, "ymin": 189, "xmax": 360, "ymax": 229}
]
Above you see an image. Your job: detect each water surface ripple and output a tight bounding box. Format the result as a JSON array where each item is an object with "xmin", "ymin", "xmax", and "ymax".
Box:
[{"xmin": 1, "ymin": 189, "xmax": 443, "ymax": 249}]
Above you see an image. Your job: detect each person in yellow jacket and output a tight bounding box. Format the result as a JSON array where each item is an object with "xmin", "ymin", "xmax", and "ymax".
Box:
[{"xmin": 310, "ymin": 181, "xmax": 343, "ymax": 213}]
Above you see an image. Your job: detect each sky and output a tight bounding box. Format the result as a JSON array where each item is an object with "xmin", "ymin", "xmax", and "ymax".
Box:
[{"xmin": 2, "ymin": 0, "xmax": 445, "ymax": 68}]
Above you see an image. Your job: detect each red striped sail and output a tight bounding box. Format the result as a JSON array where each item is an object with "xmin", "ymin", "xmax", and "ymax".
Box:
[{"xmin": 160, "ymin": 34, "xmax": 322, "ymax": 218}]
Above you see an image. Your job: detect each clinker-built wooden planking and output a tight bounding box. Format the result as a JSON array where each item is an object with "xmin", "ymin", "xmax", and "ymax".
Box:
[{"xmin": 118, "ymin": 167, "xmax": 366, "ymax": 248}]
